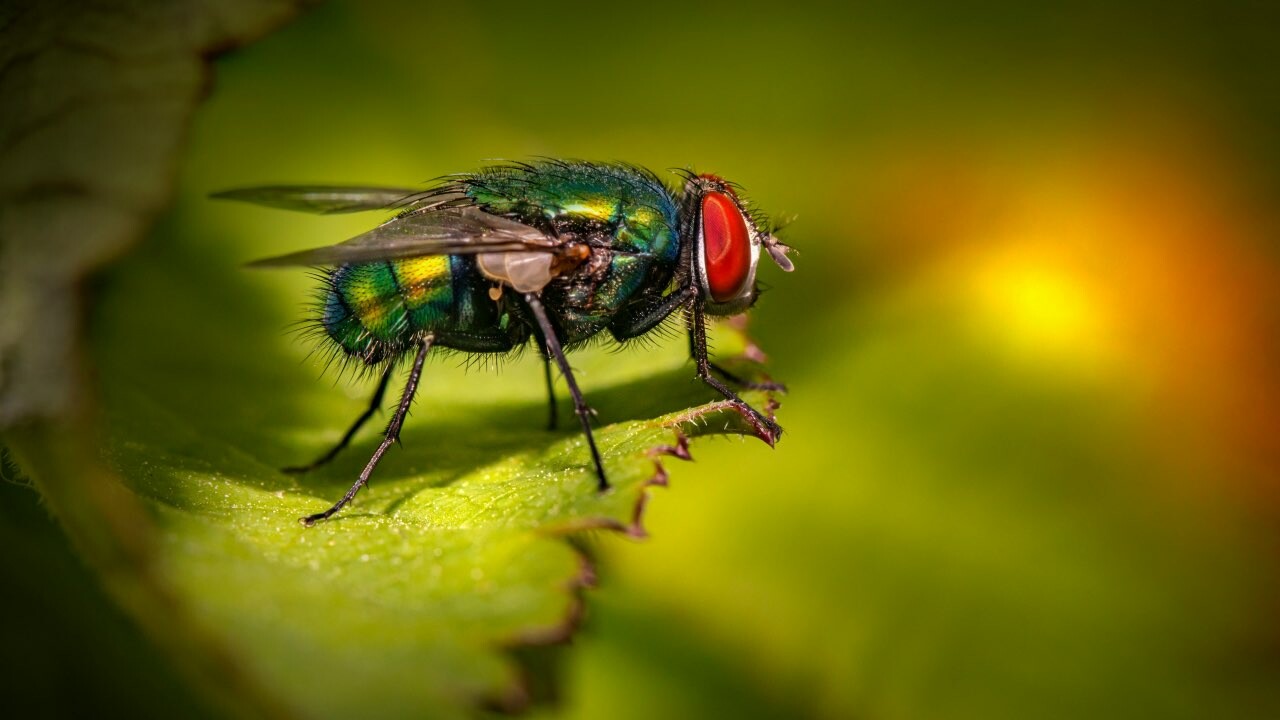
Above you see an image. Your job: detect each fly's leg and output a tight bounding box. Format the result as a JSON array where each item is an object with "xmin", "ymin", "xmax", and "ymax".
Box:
[
  {"xmin": 689, "ymin": 303, "xmax": 783, "ymax": 445},
  {"xmin": 283, "ymin": 364, "xmax": 395, "ymax": 474},
  {"xmin": 301, "ymin": 335, "xmax": 433, "ymax": 526},
  {"xmin": 543, "ymin": 356, "xmax": 559, "ymax": 431},
  {"xmin": 607, "ymin": 284, "xmax": 697, "ymax": 341},
  {"xmin": 525, "ymin": 293, "xmax": 608, "ymax": 491},
  {"xmin": 708, "ymin": 364, "xmax": 786, "ymax": 393},
  {"xmin": 684, "ymin": 333, "xmax": 787, "ymax": 393},
  {"xmin": 611, "ymin": 284, "xmax": 782, "ymax": 439}
]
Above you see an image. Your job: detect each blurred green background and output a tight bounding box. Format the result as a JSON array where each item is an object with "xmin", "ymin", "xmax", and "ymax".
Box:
[{"xmin": 6, "ymin": 0, "xmax": 1280, "ymax": 717}]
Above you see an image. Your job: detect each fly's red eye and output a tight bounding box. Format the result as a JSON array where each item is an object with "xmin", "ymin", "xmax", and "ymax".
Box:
[{"xmin": 701, "ymin": 191, "xmax": 752, "ymax": 302}]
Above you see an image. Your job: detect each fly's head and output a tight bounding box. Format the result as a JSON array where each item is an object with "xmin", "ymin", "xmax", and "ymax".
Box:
[{"xmin": 681, "ymin": 173, "xmax": 794, "ymax": 316}]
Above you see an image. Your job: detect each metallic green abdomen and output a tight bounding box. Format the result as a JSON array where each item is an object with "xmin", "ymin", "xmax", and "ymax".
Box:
[{"xmin": 322, "ymin": 255, "xmax": 504, "ymax": 361}]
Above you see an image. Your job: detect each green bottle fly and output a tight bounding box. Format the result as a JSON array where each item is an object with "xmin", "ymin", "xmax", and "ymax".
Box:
[{"xmin": 215, "ymin": 160, "xmax": 795, "ymax": 525}]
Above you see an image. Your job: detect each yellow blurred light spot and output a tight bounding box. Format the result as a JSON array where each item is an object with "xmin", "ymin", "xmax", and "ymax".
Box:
[{"xmin": 967, "ymin": 250, "xmax": 1115, "ymax": 371}]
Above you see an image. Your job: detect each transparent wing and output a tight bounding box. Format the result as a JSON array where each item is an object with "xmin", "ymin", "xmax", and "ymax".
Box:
[
  {"xmin": 245, "ymin": 206, "xmax": 560, "ymax": 268},
  {"xmin": 211, "ymin": 185, "xmax": 440, "ymax": 214}
]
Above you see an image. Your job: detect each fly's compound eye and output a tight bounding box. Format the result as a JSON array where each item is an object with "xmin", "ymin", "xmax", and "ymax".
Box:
[{"xmin": 700, "ymin": 191, "xmax": 756, "ymax": 302}]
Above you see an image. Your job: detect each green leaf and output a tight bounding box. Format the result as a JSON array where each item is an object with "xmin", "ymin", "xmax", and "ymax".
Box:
[{"xmin": 82, "ymin": 224, "xmax": 777, "ymax": 718}]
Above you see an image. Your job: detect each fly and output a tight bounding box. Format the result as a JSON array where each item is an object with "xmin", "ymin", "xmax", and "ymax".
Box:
[{"xmin": 214, "ymin": 160, "xmax": 795, "ymax": 525}]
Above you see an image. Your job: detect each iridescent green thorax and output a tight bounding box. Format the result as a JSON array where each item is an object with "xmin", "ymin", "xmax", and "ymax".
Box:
[
  {"xmin": 460, "ymin": 161, "xmax": 681, "ymax": 264},
  {"xmin": 453, "ymin": 161, "xmax": 685, "ymax": 343}
]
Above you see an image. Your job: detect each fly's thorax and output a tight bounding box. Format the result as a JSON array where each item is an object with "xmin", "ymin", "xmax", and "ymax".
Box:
[
  {"xmin": 518, "ymin": 242, "xmax": 660, "ymax": 344},
  {"xmin": 462, "ymin": 161, "xmax": 681, "ymax": 264},
  {"xmin": 454, "ymin": 162, "xmax": 685, "ymax": 342}
]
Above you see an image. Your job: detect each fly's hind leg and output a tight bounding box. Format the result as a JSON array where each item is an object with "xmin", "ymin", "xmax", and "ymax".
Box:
[
  {"xmin": 301, "ymin": 335, "xmax": 433, "ymax": 526},
  {"xmin": 525, "ymin": 293, "xmax": 608, "ymax": 491},
  {"xmin": 283, "ymin": 364, "xmax": 395, "ymax": 474}
]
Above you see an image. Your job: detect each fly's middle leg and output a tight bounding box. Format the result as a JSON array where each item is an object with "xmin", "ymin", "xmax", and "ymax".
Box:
[
  {"xmin": 525, "ymin": 293, "xmax": 608, "ymax": 491},
  {"xmin": 542, "ymin": 356, "xmax": 559, "ymax": 431}
]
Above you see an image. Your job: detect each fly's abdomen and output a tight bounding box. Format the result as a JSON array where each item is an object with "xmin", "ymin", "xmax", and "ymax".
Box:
[
  {"xmin": 321, "ymin": 257, "xmax": 455, "ymax": 361},
  {"xmin": 394, "ymin": 256, "xmax": 456, "ymax": 327}
]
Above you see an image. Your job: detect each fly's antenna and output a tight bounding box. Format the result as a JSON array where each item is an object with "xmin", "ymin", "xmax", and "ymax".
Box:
[{"xmin": 761, "ymin": 214, "xmax": 798, "ymax": 272}]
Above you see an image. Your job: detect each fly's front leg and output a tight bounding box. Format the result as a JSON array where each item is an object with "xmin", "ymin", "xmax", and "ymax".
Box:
[
  {"xmin": 608, "ymin": 284, "xmax": 696, "ymax": 341},
  {"xmin": 613, "ymin": 284, "xmax": 782, "ymax": 441},
  {"xmin": 710, "ymin": 365, "xmax": 787, "ymax": 393},
  {"xmin": 689, "ymin": 303, "xmax": 783, "ymax": 445},
  {"xmin": 685, "ymin": 332, "xmax": 787, "ymax": 393}
]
